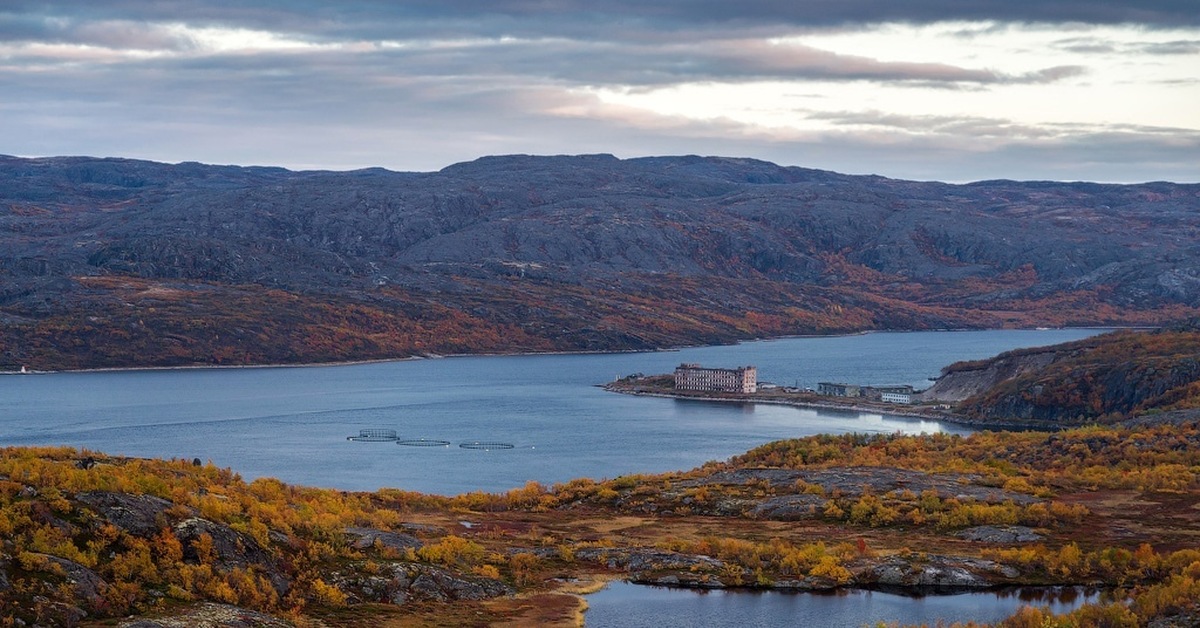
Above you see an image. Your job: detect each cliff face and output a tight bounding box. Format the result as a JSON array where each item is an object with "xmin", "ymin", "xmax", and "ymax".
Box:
[
  {"xmin": 919, "ymin": 348, "xmax": 1060, "ymax": 403},
  {"xmin": 938, "ymin": 326, "xmax": 1200, "ymax": 425},
  {"xmin": 3, "ymin": 153, "xmax": 1200, "ymax": 369}
]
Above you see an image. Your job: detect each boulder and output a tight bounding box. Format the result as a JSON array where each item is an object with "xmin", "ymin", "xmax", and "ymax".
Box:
[
  {"xmin": 77, "ymin": 491, "xmax": 178, "ymax": 536},
  {"xmin": 37, "ymin": 554, "xmax": 108, "ymax": 609},
  {"xmin": 333, "ymin": 562, "xmax": 512, "ymax": 605},
  {"xmin": 858, "ymin": 554, "xmax": 1018, "ymax": 588},
  {"xmin": 575, "ymin": 548, "xmax": 724, "ymax": 573},
  {"xmin": 344, "ymin": 526, "xmax": 423, "ymax": 552},
  {"xmin": 174, "ymin": 517, "xmax": 274, "ymax": 567},
  {"xmin": 116, "ymin": 602, "xmax": 293, "ymax": 627},
  {"xmin": 955, "ymin": 525, "xmax": 1043, "ymax": 543},
  {"xmin": 750, "ymin": 494, "xmax": 827, "ymax": 520},
  {"xmin": 173, "ymin": 517, "xmax": 289, "ymax": 595}
]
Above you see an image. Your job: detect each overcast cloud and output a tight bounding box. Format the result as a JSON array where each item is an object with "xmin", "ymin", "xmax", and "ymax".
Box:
[{"xmin": 1, "ymin": 1, "xmax": 1197, "ymax": 182}]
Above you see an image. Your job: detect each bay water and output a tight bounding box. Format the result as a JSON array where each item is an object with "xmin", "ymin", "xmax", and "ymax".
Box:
[{"xmin": 0, "ymin": 329, "xmax": 1103, "ymax": 495}]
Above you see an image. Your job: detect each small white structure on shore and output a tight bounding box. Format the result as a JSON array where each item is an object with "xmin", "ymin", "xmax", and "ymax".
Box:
[{"xmin": 881, "ymin": 392, "xmax": 913, "ymax": 404}]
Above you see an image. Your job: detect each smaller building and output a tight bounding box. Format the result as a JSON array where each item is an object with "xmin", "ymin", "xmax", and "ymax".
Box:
[
  {"xmin": 817, "ymin": 382, "xmax": 859, "ymax": 397},
  {"xmin": 674, "ymin": 363, "xmax": 757, "ymax": 394},
  {"xmin": 880, "ymin": 392, "xmax": 913, "ymax": 404},
  {"xmin": 860, "ymin": 384, "xmax": 915, "ymax": 402}
]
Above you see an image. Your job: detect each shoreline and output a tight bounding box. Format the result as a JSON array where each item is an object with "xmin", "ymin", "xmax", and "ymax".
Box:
[
  {"xmin": 0, "ymin": 325, "xmax": 1131, "ymax": 375},
  {"xmin": 601, "ymin": 385, "xmax": 1046, "ymax": 432}
]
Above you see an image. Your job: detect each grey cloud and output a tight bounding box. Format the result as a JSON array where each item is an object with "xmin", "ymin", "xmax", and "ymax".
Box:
[
  {"xmin": 0, "ymin": 14, "xmax": 197, "ymax": 51},
  {"xmin": 6, "ymin": 1, "xmax": 1200, "ymax": 45},
  {"xmin": 69, "ymin": 21, "xmax": 198, "ymax": 51},
  {"xmin": 1141, "ymin": 40, "xmax": 1200, "ymax": 54},
  {"xmin": 3, "ymin": 61, "xmax": 1197, "ymax": 184},
  {"xmin": 1054, "ymin": 36, "xmax": 1200, "ymax": 55},
  {"xmin": 2, "ymin": 28, "xmax": 1074, "ymax": 89},
  {"xmin": 1, "ymin": 1, "xmax": 1195, "ymax": 184},
  {"xmin": 1021, "ymin": 65, "xmax": 1086, "ymax": 83},
  {"xmin": 804, "ymin": 110, "xmax": 1067, "ymax": 140}
]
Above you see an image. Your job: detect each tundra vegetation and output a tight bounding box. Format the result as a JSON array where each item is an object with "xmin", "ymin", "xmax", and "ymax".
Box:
[{"xmin": 1, "ymin": 419, "xmax": 1198, "ymax": 626}]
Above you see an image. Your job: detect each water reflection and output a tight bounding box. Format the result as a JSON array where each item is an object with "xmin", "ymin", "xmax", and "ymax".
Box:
[{"xmin": 584, "ymin": 582, "xmax": 1109, "ymax": 628}]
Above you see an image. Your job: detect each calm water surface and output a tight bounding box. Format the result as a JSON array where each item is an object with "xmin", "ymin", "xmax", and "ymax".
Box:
[
  {"xmin": 584, "ymin": 582, "xmax": 1107, "ymax": 628},
  {"xmin": 0, "ymin": 329, "xmax": 1103, "ymax": 494}
]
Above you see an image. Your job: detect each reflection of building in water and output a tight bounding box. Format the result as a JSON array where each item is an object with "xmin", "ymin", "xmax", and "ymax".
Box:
[{"xmin": 673, "ymin": 363, "xmax": 757, "ymax": 393}]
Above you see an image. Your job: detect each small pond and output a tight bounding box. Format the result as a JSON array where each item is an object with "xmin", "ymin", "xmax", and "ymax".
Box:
[{"xmin": 584, "ymin": 581, "xmax": 1110, "ymax": 627}]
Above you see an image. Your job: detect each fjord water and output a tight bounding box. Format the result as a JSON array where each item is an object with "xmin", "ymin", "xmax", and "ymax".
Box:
[{"xmin": 1, "ymin": 329, "xmax": 1102, "ymax": 494}]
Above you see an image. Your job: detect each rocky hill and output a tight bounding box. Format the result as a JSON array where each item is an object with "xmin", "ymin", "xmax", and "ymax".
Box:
[
  {"xmin": 4, "ymin": 424, "xmax": 1200, "ymax": 626},
  {"xmin": 924, "ymin": 323, "xmax": 1200, "ymax": 425},
  {"xmin": 3, "ymin": 153, "xmax": 1200, "ymax": 369}
]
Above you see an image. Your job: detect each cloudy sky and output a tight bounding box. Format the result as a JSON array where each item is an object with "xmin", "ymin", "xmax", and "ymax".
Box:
[{"xmin": 2, "ymin": 1, "xmax": 1198, "ymax": 182}]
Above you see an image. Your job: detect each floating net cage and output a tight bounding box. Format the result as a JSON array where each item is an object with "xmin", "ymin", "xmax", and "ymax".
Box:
[
  {"xmin": 397, "ymin": 439, "xmax": 452, "ymax": 447},
  {"xmin": 459, "ymin": 441, "xmax": 516, "ymax": 450},
  {"xmin": 347, "ymin": 428, "xmax": 398, "ymax": 442}
]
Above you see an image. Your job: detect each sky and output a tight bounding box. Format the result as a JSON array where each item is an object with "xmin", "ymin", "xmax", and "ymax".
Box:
[{"xmin": 1, "ymin": 1, "xmax": 1198, "ymax": 182}]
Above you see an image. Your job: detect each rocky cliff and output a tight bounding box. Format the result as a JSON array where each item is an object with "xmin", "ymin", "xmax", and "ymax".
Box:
[{"xmin": 929, "ymin": 324, "xmax": 1200, "ymax": 425}]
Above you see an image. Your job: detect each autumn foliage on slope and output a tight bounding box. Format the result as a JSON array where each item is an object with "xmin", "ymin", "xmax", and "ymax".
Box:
[
  {"xmin": 953, "ymin": 324, "xmax": 1200, "ymax": 425},
  {"xmin": 4, "ymin": 154, "xmax": 1200, "ymax": 371},
  {"xmin": 3, "ymin": 423, "xmax": 1200, "ymax": 625}
]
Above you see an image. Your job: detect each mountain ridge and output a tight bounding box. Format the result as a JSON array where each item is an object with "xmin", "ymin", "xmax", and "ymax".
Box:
[{"xmin": 2, "ymin": 153, "xmax": 1199, "ymax": 370}]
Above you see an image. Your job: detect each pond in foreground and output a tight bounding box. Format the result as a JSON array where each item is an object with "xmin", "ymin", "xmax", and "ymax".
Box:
[{"xmin": 584, "ymin": 582, "xmax": 1109, "ymax": 627}]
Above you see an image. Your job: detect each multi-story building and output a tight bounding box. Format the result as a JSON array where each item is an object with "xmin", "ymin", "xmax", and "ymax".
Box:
[
  {"xmin": 674, "ymin": 363, "xmax": 757, "ymax": 394},
  {"xmin": 861, "ymin": 384, "xmax": 915, "ymax": 401},
  {"xmin": 880, "ymin": 392, "xmax": 913, "ymax": 404},
  {"xmin": 817, "ymin": 382, "xmax": 860, "ymax": 397}
]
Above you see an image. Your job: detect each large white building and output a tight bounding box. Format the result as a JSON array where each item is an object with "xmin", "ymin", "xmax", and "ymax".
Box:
[{"xmin": 674, "ymin": 363, "xmax": 757, "ymax": 394}]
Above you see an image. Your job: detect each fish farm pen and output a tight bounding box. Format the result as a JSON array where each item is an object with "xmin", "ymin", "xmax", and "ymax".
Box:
[
  {"xmin": 397, "ymin": 439, "xmax": 452, "ymax": 447},
  {"xmin": 346, "ymin": 429, "xmax": 518, "ymax": 450},
  {"xmin": 346, "ymin": 428, "xmax": 398, "ymax": 442},
  {"xmin": 459, "ymin": 441, "xmax": 516, "ymax": 450}
]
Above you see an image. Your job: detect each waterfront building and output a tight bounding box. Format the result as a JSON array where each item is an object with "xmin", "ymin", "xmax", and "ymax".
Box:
[
  {"xmin": 817, "ymin": 382, "xmax": 860, "ymax": 397},
  {"xmin": 880, "ymin": 392, "xmax": 913, "ymax": 404},
  {"xmin": 860, "ymin": 384, "xmax": 915, "ymax": 401},
  {"xmin": 674, "ymin": 363, "xmax": 757, "ymax": 394}
]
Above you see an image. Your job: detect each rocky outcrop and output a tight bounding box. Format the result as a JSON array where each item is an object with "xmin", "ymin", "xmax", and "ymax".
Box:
[
  {"xmin": 854, "ymin": 554, "xmax": 1020, "ymax": 588},
  {"xmin": 953, "ymin": 327, "xmax": 1200, "ymax": 425},
  {"xmin": 333, "ymin": 562, "xmax": 513, "ymax": 605},
  {"xmin": 397, "ymin": 522, "xmax": 448, "ymax": 536},
  {"xmin": 681, "ymin": 467, "xmax": 1040, "ymax": 505},
  {"xmin": 955, "ymin": 525, "xmax": 1043, "ymax": 543},
  {"xmin": 37, "ymin": 554, "xmax": 108, "ymax": 609},
  {"xmin": 174, "ymin": 517, "xmax": 275, "ymax": 567},
  {"xmin": 749, "ymin": 494, "xmax": 827, "ymax": 520},
  {"xmin": 344, "ymin": 526, "xmax": 424, "ymax": 552},
  {"xmin": 77, "ymin": 491, "xmax": 178, "ymax": 536},
  {"xmin": 921, "ymin": 349, "xmax": 1060, "ymax": 403},
  {"xmin": 117, "ymin": 602, "xmax": 293, "ymax": 627},
  {"xmin": 575, "ymin": 548, "xmax": 724, "ymax": 573},
  {"xmin": 173, "ymin": 517, "xmax": 288, "ymax": 595}
]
